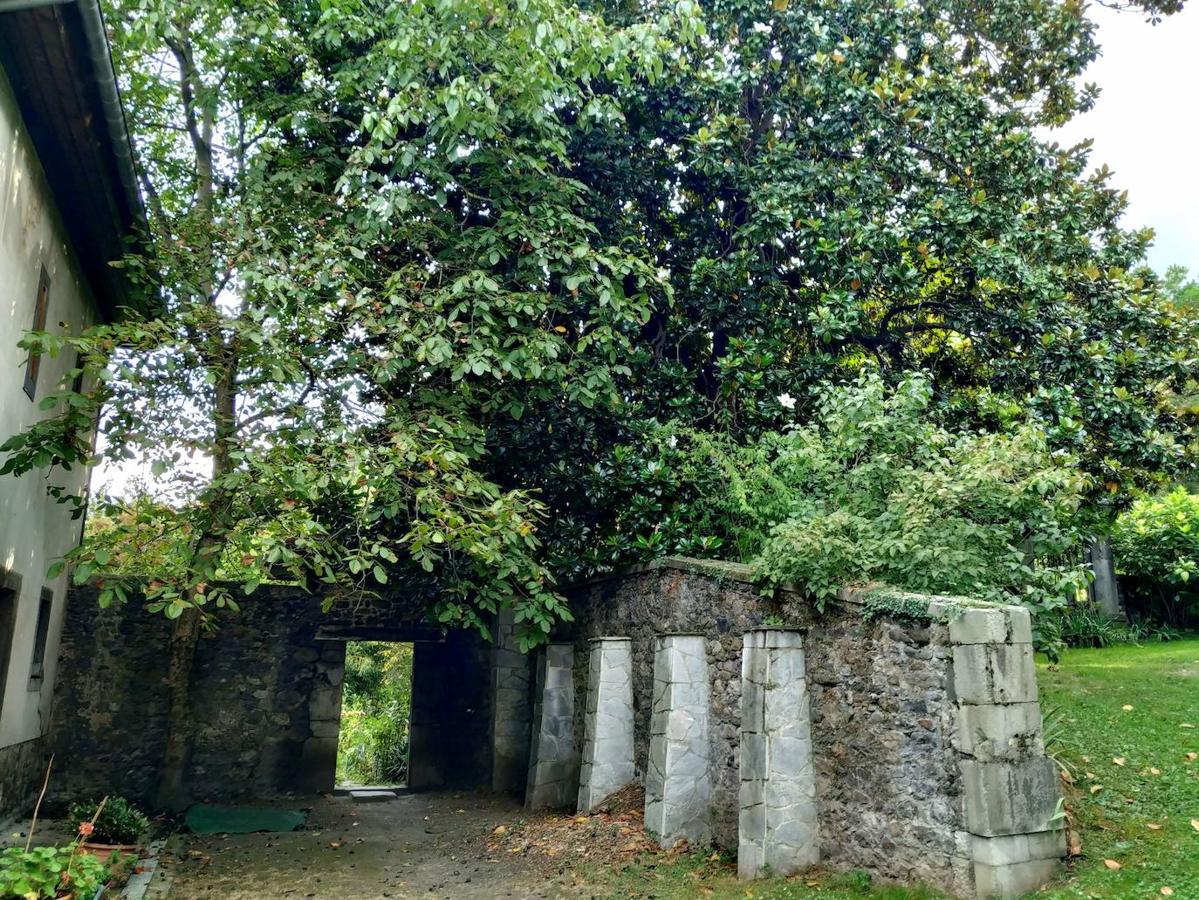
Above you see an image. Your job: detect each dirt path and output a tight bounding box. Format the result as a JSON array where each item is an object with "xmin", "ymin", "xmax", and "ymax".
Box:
[{"xmin": 151, "ymin": 792, "xmax": 575, "ymax": 899}]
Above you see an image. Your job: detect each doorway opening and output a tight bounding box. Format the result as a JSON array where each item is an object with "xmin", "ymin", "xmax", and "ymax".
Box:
[{"xmin": 336, "ymin": 641, "xmax": 413, "ymax": 789}]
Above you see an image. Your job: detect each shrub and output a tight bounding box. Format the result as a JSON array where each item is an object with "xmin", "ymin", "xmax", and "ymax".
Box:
[
  {"xmin": 667, "ymin": 373, "xmax": 1091, "ymax": 657},
  {"xmin": 0, "ymin": 845, "xmax": 112, "ymax": 899},
  {"xmin": 1112, "ymin": 487, "xmax": 1199, "ymax": 628},
  {"xmin": 1054, "ymin": 605, "xmax": 1136, "ymax": 649},
  {"xmin": 67, "ymin": 796, "xmax": 149, "ymax": 846}
]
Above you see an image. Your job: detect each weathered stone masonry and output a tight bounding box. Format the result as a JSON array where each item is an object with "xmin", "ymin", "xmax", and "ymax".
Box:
[
  {"xmin": 43, "ymin": 559, "xmax": 1063, "ymax": 898},
  {"xmin": 49, "ymin": 584, "xmax": 493, "ymax": 807},
  {"xmin": 560, "ymin": 559, "xmax": 1066, "ymax": 898}
]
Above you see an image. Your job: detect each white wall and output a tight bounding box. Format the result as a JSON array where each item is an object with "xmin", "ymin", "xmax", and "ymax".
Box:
[{"xmin": 0, "ymin": 66, "xmax": 99, "ymax": 749}]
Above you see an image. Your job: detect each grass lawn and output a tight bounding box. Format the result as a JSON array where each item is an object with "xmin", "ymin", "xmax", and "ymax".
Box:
[
  {"xmin": 1036, "ymin": 638, "xmax": 1199, "ymax": 899},
  {"xmin": 579, "ymin": 638, "xmax": 1199, "ymax": 899}
]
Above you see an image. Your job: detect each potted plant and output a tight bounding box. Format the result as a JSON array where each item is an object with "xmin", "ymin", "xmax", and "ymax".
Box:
[{"xmin": 66, "ymin": 798, "xmax": 149, "ymax": 862}]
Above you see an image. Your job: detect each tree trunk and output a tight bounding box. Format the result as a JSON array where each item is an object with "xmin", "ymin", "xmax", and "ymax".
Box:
[
  {"xmin": 155, "ymin": 608, "xmax": 203, "ymax": 811},
  {"xmin": 1088, "ymin": 537, "xmax": 1124, "ymax": 620},
  {"xmin": 152, "ymin": 28, "xmax": 230, "ymax": 812}
]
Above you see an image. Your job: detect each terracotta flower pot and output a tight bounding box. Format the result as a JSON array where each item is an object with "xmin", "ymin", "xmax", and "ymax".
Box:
[{"xmin": 77, "ymin": 842, "xmax": 140, "ymax": 864}]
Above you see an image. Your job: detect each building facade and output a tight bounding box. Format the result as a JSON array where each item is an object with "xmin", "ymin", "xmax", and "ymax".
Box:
[{"xmin": 0, "ymin": 0, "xmax": 144, "ymax": 807}]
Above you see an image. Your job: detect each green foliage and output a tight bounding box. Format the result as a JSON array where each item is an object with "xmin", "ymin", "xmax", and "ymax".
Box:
[
  {"xmin": 337, "ymin": 643, "xmax": 413, "ymax": 786},
  {"xmin": 1037, "ymin": 640, "xmax": 1199, "ymax": 899},
  {"xmin": 1112, "ymin": 487, "xmax": 1199, "ymax": 627},
  {"xmin": 67, "ymin": 797, "xmax": 150, "ymax": 846},
  {"xmin": 8, "ymin": 0, "xmax": 1197, "ymax": 652},
  {"xmin": 1053, "ymin": 605, "xmax": 1139, "ymax": 649},
  {"xmin": 1160, "ymin": 265, "xmax": 1199, "ymax": 313},
  {"xmin": 685, "ymin": 375, "xmax": 1088, "ymax": 646},
  {"xmin": 0, "ymin": 845, "xmax": 112, "ymax": 900}
]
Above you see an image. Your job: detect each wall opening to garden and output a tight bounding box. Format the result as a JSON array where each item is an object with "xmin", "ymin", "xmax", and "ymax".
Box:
[{"xmin": 335, "ymin": 641, "xmax": 413, "ymax": 788}]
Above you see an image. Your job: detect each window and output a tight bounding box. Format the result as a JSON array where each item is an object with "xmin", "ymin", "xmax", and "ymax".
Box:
[
  {"xmin": 0, "ymin": 571, "xmax": 21, "ymax": 717},
  {"xmin": 23, "ymin": 266, "xmax": 50, "ymax": 400},
  {"xmin": 27, "ymin": 589, "xmax": 53, "ymax": 690}
]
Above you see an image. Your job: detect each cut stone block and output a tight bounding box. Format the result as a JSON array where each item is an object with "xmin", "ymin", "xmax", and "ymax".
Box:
[
  {"xmin": 949, "ymin": 607, "xmax": 1033, "ymax": 646},
  {"xmin": 953, "ymin": 644, "xmax": 1039, "ymax": 706},
  {"xmin": 578, "ymin": 638, "xmax": 636, "ymax": 812},
  {"xmin": 960, "ymin": 758, "xmax": 1061, "ymax": 836},
  {"xmin": 958, "ymin": 702, "xmax": 1045, "ymax": 761},
  {"xmin": 973, "ymin": 857, "xmax": 1062, "ymax": 898},
  {"xmin": 970, "ymin": 830, "xmax": 1066, "ymax": 866},
  {"xmin": 349, "ymin": 789, "xmax": 397, "ymax": 802},
  {"xmin": 645, "ymin": 634, "xmax": 712, "ymax": 848},
  {"xmin": 526, "ymin": 643, "xmax": 577, "ymax": 810},
  {"xmin": 738, "ymin": 628, "xmax": 819, "ymax": 879}
]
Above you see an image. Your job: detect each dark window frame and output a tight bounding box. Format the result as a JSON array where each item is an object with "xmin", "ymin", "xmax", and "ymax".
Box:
[
  {"xmin": 23, "ymin": 266, "xmax": 50, "ymax": 400},
  {"xmin": 0, "ymin": 571, "xmax": 22, "ymax": 718},
  {"xmin": 27, "ymin": 588, "xmax": 53, "ymax": 691}
]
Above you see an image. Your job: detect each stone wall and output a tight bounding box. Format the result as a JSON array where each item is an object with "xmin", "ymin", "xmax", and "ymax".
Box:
[
  {"xmin": 49, "ymin": 584, "xmax": 490, "ymax": 808},
  {"xmin": 563, "ymin": 558, "xmax": 1063, "ymax": 897}
]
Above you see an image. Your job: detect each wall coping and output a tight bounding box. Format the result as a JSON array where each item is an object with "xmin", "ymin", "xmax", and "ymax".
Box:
[{"xmin": 566, "ymin": 556, "xmax": 1024, "ymax": 623}]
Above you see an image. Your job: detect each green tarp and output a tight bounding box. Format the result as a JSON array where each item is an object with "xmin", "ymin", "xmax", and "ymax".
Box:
[{"xmin": 184, "ymin": 803, "xmax": 307, "ymax": 835}]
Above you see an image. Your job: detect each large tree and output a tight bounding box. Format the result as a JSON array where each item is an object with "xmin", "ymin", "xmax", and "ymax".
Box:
[
  {"xmin": 479, "ymin": 0, "xmax": 1199, "ymax": 576},
  {"xmin": 5, "ymin": 0, "xmax": 1196, "ymax": 805}
]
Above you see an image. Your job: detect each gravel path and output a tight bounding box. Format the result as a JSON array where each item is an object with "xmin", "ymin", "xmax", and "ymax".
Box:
[{"xmin": 150, "ymin": 792, "xmax": 572, "ymax": 899}]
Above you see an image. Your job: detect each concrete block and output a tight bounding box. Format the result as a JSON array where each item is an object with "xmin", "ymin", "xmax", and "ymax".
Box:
[
  {"xmin": 958, "ymin": 702, "xmax": 1045, "ymax": 761},
  {"xmin": 960, "ymin": 758, "xmax": 1061, "ymax": 836},
  {"xmin": 969, "ymin": 829, "xmax": 1066, "ymax": 866},
  {"xmin": 973, "ymin": 857, "xmax": 1062, "ymax": 898},
  {"xmin": 953, "ymin": 644, "xmax": 1038, "ymax": 706},
  {"xmin": 949, "ymin": 608, "xmax": 1009, "ymax": 645}
]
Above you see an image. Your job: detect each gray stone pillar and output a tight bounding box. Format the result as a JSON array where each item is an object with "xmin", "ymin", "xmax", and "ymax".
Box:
[
  {"xmin": 577, "ymin": 637, "xmax": 635, "ymax": 812},
  {"xmin": 949, "ymin": 606, "xmax": 1066, "ymax": 898},
  {"xmin": 297, "ymin": 640, "xmax": 346, "ymax": 792},
  {"xmin": 644, "ymin": 634, "xmax": 712, "ymax": 848},
  {"xmin": 525, "ymin": 643, "xmax": 577, "ymax": 810},
  {"xmin": 738, "ymin": 629, "xmax": 818, "ymax": 879},
  {"xmin": 490, "ymin": 611, "xmax": 532, "ymax": 794},
  {"xmin": 1088, "ymin": 538, "xmax": 1123, "ymax": 619}
]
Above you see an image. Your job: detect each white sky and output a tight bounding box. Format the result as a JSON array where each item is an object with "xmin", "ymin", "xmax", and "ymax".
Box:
[{"xmin": 1051, "ymin": 3, "xmax": 1199, "ymax": 275}]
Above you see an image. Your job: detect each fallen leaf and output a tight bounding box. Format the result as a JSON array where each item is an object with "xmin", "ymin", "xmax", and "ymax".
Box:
[
  {"xmin": 1104, "ymin": 859, "xmax": 1122, "ymax": 870},
  {"xmin": 1112, "ymin": 757, "xmax": 1126, "ymax": 767},
  {"xmin": 492, "ymin": 825, "xmax": 507, "ymax": 836},
  {"xmin": 1060, "ymin": 770, "xmax": 1075, "ymax": 784},
  {"xmin": 1150, "ymin": 767, "xmax": 1162, "ymax": 775},
  {"xmin": 1068, "ymin": 832, "xmax": 1083, "ymax": 857},
  {"xmin": 1147, "ymin": 823, "xmax": 1163, "ymax": 831},
  {"xmin": 575, "ymin": 816, "xmax": 588, "ymax": 824},
  {"xmin": 1181, "ymin": 723, "xmax": 1195, "ymax": 729},
  {"xmin": 1090, "ymin": 785, "xmax": 1104, "ymax": 794},
  {"xmin": 1191, "ymin": 819, "xmax": 1199, "ymax": 832},
  {"xmin": 1161, "ymin": 888, "xmax": 1174, "ymax": 896},
  {"xmin": 1186, "ymin": 753, "xmax": 1197, "ymax": 762},
  {"xmin": 1122, "ymin": 705, "xmax": 1134, "ymax": 711}
]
